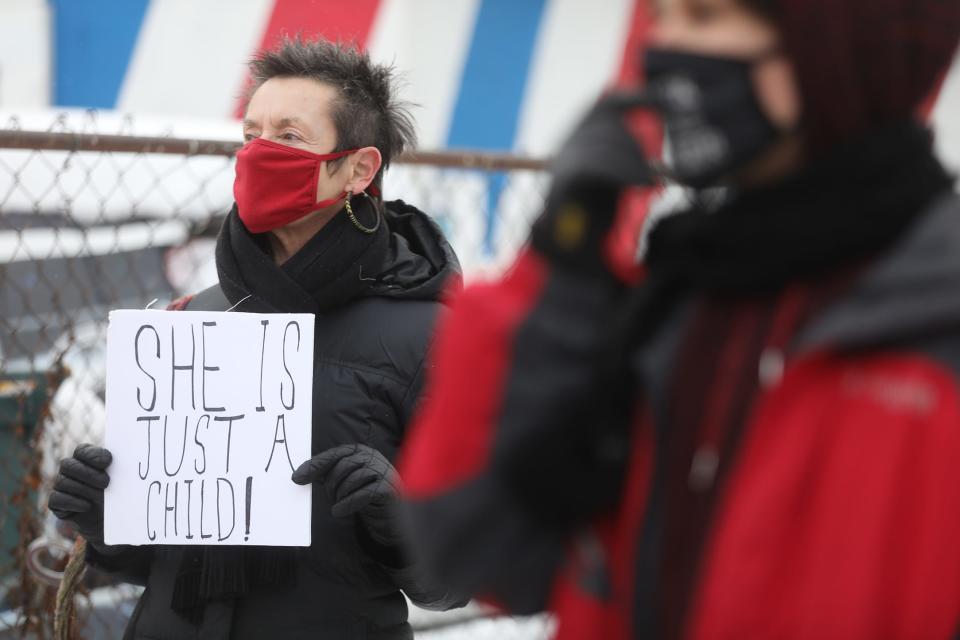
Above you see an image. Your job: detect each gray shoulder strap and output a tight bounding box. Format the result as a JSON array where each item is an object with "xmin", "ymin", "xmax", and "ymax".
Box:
[{"xmin": 184, "ymin": 284, "xmax": 232, "ymax": 311}]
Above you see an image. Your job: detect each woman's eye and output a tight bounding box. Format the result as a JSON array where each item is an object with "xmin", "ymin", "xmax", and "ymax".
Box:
[
  {"xmin": 243, "ymin": 133, "xmax": 258, "ymax": 142},
  {"xmin": 280, "ymin": 132, "xmax": 301, "ymax": 142}
]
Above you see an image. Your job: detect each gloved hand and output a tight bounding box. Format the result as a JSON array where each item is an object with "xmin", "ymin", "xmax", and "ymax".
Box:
[
  {"xmin": 532, "ymin": 91, "xmax": 656, "ymax": 272},
  {"xmin": 48, "ymin": 444, "xmax": 112, "ymax": 546},
  {"xmin": 292, "ymin": 444, "xmax": 405, "ymax": 548}
]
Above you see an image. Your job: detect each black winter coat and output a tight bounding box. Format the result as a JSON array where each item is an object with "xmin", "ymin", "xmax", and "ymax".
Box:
[{"xmin": 87, "ymin": 198, "xmax": 464, "ymax": 639}]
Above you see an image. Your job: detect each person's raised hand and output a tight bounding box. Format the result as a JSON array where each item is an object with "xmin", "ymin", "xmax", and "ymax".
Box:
[{"xmin": 532, "ymin": 92, "xmax": 657, "ymax": 273}]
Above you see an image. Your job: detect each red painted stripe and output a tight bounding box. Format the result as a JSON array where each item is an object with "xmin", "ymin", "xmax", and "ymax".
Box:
[
  {"xmin": 604, "ymin": 0, "xmax": 660, "ymax": 280},
  {"xmin": 616, "ymin": 0, "xmax": 660, "ymax": 154},
  {"xmin": 616, "ymin": 0, "xmax": 654, "ymax": 88},
  {"xmin": 233, "ymin": 0, "xmax": 382, "ymax": 118}
]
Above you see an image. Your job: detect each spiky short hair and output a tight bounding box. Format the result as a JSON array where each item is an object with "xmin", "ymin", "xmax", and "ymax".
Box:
[{"xmin": 248, "ymin": 36, "xmax": 416, "ymax": 189}]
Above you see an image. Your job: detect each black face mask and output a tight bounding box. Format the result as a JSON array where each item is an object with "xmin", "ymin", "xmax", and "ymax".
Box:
[{"xmin": 644, "ymin": 47, "xmax": 785, "ymax": 188}]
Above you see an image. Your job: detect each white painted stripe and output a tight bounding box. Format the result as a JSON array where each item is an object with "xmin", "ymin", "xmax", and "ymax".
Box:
[
  {"xmin": 513, "ymin": 0, "xmax": 635, "ymax": 156},
  {"xmin": 0, "ymin": 1, "xmax": 50, "ymax": 107},
  {"xmin": 491, "ymin": 0, "xmax": 635, "ymax": 269},
  {"xmin": 117, "ymin": 0, "xmax": 275, "ymax": 118},
  {"xmin": 932, "ymin": 50, "xmax": 960, "ymax": 175},
  {"xmin": 367, "ymin": 0, "xmax": 481, "ymax": 150}
]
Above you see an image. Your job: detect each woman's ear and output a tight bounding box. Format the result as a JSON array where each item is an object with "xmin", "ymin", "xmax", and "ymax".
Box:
[{"xmin": 348, "ymin": 147, "xmax": 383, "ymax": 194}]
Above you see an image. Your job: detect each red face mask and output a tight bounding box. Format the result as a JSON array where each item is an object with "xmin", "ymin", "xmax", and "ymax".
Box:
[{"xmin": 233, "ymin": 137, "xmax": 358, "ymax": 233}]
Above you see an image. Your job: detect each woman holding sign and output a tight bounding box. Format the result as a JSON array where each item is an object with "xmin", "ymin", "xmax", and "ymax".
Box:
[{"xmin": 49, "ymin": 37, "xmax": 464, "ymax": 638}]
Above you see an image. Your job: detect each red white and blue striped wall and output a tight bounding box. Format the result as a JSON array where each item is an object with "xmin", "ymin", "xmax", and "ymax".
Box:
[
  {"xmin": 43, "ymin": 0, "xmax": 646, "ymax": 155},
  {"xmin": 3, "ymin": 0, "xmax": 959, "ymax": 164}
]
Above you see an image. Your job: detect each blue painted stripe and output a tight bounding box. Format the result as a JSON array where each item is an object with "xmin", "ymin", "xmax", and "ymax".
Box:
[
  {"xmin": 446, "ymin": 0, "xmax": 548, "ymax": 253},
  {"xmin": 52, "ymin": 0, "xmax": 152, "ymax": 108},
  {"xmin": 446, "ymin": 0, "xmax": 547, "ymax": 150}
]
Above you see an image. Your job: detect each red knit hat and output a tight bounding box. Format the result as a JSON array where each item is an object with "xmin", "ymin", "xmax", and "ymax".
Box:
[{"xmin": 765, "ymin": 0, "xmax": 960, "ymax": 148}]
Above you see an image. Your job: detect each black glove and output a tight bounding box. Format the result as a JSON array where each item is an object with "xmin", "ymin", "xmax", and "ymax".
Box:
[
  {"xmin": 48, "ymin": 444, "xmax": 112, "ymax": 546},
  {"xmin": 292, "ymin": 444, "xmax": 405, "ymax": 549},
  {"xmin": 532, "ymin": 91, "xmax": 656, "ymax": 272}
]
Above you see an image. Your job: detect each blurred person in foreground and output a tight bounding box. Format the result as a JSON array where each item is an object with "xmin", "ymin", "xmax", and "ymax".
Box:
[
  {"xmin": 399, "ymin": 0, "xmax": 960, "ymax": 637},
  {"xmin": 47, "ymin": 37, "xmax": 464, "ymax": 639}
]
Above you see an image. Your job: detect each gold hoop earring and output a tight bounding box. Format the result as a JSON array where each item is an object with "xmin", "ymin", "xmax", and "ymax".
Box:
[{"xmin": 344, "ymin": 189, "xmax": 381, "ymax": 234}]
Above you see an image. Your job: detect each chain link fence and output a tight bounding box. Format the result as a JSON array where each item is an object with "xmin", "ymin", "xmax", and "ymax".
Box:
[{"xmin": 0, "ymin": 111, "xmax": 552, "ymax": 638}]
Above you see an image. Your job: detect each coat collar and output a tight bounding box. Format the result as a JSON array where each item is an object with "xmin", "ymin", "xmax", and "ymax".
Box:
[{"xmin": 797, "ymin": 190, "xmax": 960, "ymax": 352}]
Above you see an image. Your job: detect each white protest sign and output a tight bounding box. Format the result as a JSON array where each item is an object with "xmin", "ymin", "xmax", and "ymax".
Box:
[{"xmin": 104, "ymin": 309, "xmax": 314, "ymax": 546}]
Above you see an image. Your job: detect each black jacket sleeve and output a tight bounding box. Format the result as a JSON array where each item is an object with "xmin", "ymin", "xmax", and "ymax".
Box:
[
  {"xmin": 366, "ymin": 354, "xmax": 467, "ymax": 611},
  {"xmin": 85, "ymin": 542, "xmax": 154, "ymax": 586},
  {"xmin": 354, "ymin": 518, "xmax": 468, "ymax": 611}
]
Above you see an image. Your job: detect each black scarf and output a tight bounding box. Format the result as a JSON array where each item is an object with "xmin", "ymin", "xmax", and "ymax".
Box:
[
  {"xmin": 171, "ymin": 198, "xmax": 389, "ymax": 623},
  {"xmin": 645, "ymin": 122, "xmax": 954, "ymax": 294},
  {"xmin": 217, "ymin": 195, "xmax": 389, "ymax": 313}
]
